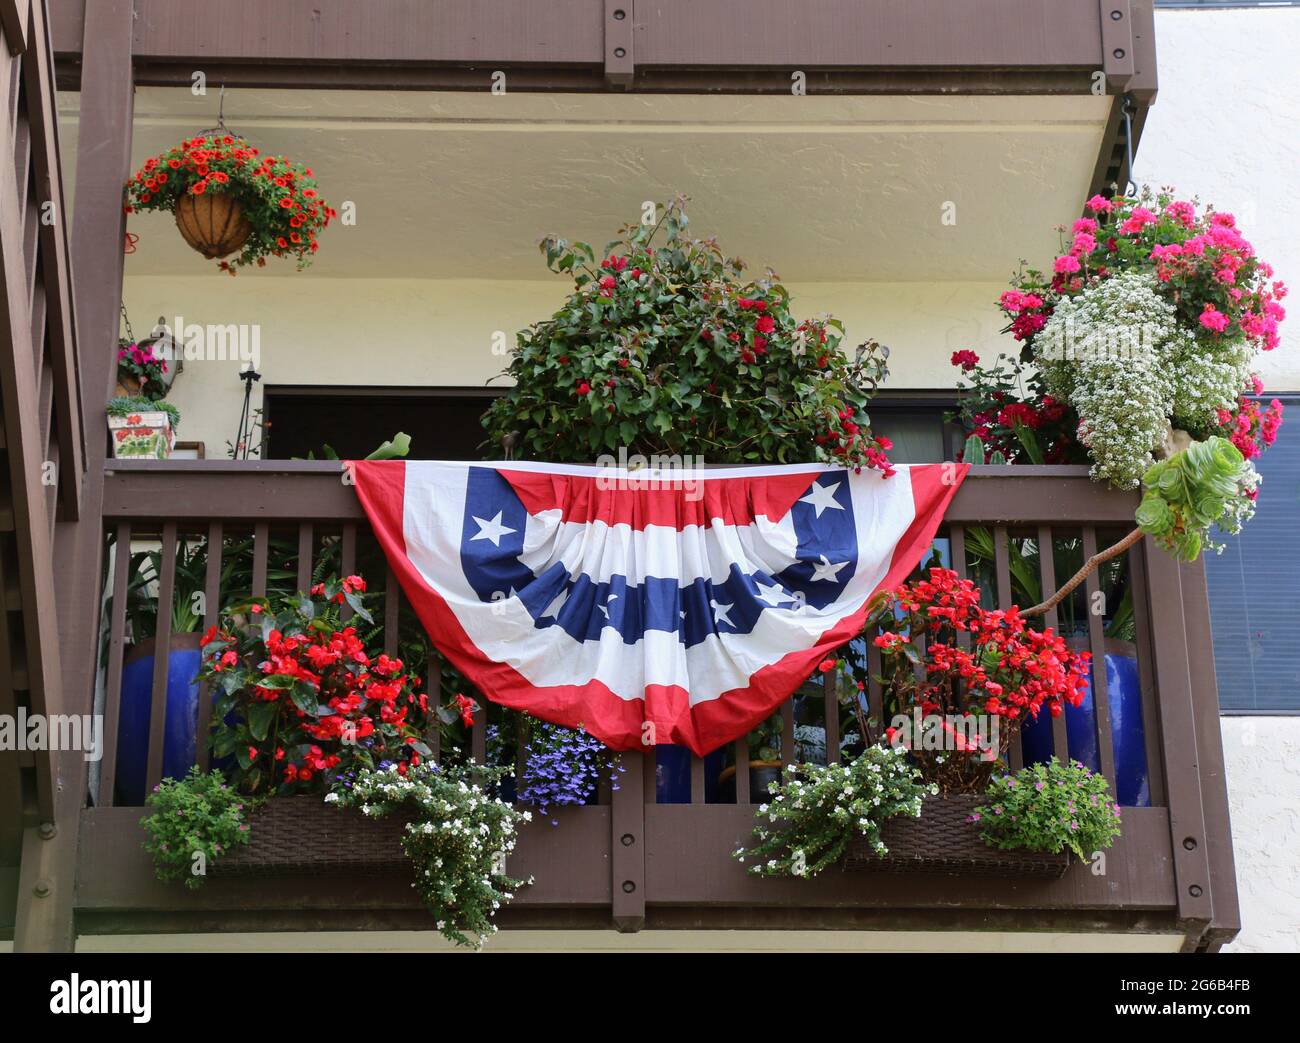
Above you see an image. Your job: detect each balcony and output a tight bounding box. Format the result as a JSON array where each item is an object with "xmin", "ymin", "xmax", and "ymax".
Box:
[{"xmin": 74, "ymin": 460, "xmax": 1238, "ymax": 950}]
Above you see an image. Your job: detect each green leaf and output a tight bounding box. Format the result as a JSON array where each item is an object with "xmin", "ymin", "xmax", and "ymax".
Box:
[{"xmin": 247, "ymin": 701, "xmax": 278, "ymax": 742}]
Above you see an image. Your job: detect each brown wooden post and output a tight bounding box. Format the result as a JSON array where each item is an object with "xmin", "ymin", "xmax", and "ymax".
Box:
[
  {"xmin": 610, "ymin": 748, "xmax": 645, "ymax": 931},
  {"xmin": 1177, "ymin": 559, "xmax": 1241, "ymax": 949},
  {"xmin": 14, "ymin": 0, "xmax": 134, "ymax": 953},
  {"xmin": 1141, "ymin": 540, "xmax": 1215, "ymax": 942}
]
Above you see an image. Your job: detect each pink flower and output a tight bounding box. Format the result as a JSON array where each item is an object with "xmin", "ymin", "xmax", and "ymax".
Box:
[
  {"xmin": 1085, "ymin": 195, "xmax": 1113, "ymax": 213},
  {"xmin": 1117, "ymin": 207, "xmax": 1156, "ymax": 235},
  {"xmin": 1199, "ymin": 305, "xmax": 1230, "ymax": 333},
  {"xmin": 1053, "ymin": 254, "xmax": 1081, "ymax": 275}
]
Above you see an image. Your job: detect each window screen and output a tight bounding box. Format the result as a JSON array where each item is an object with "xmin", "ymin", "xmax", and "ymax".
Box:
[{"xmin": 1204, "ymin": 395, "xmax": 1300, "ymax": 713}]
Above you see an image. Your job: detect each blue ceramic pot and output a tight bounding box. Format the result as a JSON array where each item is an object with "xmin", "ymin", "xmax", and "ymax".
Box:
[
  {"xmin": 655, "ymin": 744, "xmax": 724, "ymax": 803},
  {"xmin": 115, "ymin": 633, "xmax": 205, "ymax": 806},
  {"xmin": 1021, "ymin": 641, "xmax": 1149, "ymax": 807}
]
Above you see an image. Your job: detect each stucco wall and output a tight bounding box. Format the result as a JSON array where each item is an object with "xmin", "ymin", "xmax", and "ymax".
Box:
[
  {"xmin": 1144, "ymin": 9, "xmax": 1300, "ymax": 954},
  {"xmin": 1218, "ymin": 718, "xmax": 1300, "ymax": 952},
  {"xmin": 121, "ymin": 276, "xmax": 1005, "ymax": 457},
  {"xmin": 1139, "ymin": 8, "xmax": 1300, "ymax": 394}
]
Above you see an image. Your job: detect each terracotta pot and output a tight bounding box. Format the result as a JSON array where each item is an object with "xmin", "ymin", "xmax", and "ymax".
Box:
[
  {"xmin": 717, "ymin": 758, "xmax": 785, "ymax": 802},
  {"xmin": 174, "ymin": 192, "xmax": 253, "ymax": 260}
]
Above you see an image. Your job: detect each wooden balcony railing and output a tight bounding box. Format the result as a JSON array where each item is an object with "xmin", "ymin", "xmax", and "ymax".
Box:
[{"xmin": 75, "ymin": 460, "xmax": 1239, "ymax": 948}]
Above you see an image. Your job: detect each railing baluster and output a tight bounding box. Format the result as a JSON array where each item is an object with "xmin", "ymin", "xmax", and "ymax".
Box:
[
  {"xmin": 780, "ymin": 696, "xmax": 795, "ymax": 767},
  {"xmin": 1082, "ymin": 527, "xmax": 1117, "ymax": 786},
  {"xmin": 824, "ymin": 668, "xmax": 840, "ymax": 765},
  {"xmin": 195, "ymin": 521, "xmax": 222, "ymax": 773},
  {"xmin": 251, "ymin": 521, "xmax": 268, "ymax": 597},
  {"xmin": 383, "ymin": 565, "xmax": 399, "ymax": 656},
  {"xmin": 992, "ymin": 525, "xmax": 1021, "ymax": 771},
  {"xmin": 471, "ymin": 690, "xmax": 486, "ymax": 765},
  {"xmin": 340, "ymin": 522, "xmax": 357, "ymax": 621},
  {"xmin": 99, "ymin": 523, "xmax": 131, "ymax": 806},
  {"xmin": 296, "ymin": 522, "xmax": 313, "ymax": 593},
  {"xmin": 1037, "ymin": 525, "xmax": 1069, "ymax": 763},
  {"xmin": 1127, "ymin": 540, "xmax": 1165, "ymax": 805},
  {"xmin": 949, "ymin": 524, "xmax": 967, "ymax": 579},
  {"xmin": 733, "ymin": 737, "xmax": 750, "ymax": 803},
  {"xmin": 867, "ymin": 633, "xmax": 883, "ymax": 742},
  {"xmin": 690, "ymin": 753, "xmax": 705, "ymax": 804},
  {"xmin": 145, "ymin": 522, "xmax": 178, "ymax": 794},
  {"xmin": 426, "ymin": 654, "xmax": 442, "ymax": 764}
]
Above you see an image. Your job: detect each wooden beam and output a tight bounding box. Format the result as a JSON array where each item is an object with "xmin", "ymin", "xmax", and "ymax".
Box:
[{"xmin": 14, "ymin": 0, "xmax": 134, "ymax": 955}]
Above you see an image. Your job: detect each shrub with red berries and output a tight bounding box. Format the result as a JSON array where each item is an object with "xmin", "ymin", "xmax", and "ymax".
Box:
[
  {"xmin": 125, "ymin": 133, "xmax": 335, "ymax": 272},
  {"xmin": 483, "ymin": 197, "xmax": 894, "ymax": 474},
  {"xmin": 200, "ymin": 575, "xmax": 473, "ymax": 795}
]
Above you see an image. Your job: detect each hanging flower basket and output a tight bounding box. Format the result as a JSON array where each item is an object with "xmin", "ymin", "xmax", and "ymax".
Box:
[
  {"xmin": 842, "ymin": 794, "xmax": 1069, "ymax": 878},
  {"xmin": 125, "ymin": 132, "xmax": 335, "ymax": 273},
  {"xmin": 173, "ymin": 192, "xmax": 252, "ymax": 260}
]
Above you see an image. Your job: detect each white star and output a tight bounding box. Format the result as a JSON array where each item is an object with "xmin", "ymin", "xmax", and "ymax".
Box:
[
  {"xmin": 540, "ymin": 587, "xmax": 568, "ymax": 619},
  {"xmin": 598, "ymin": 593, "xmax": 619, "ymax": 621},
  {"xmin": 470, "ymin": 511, "xmax": 516, "ymax": 547},
  {"xmin": 810, "ymin": 555, "xmax": 848, "ymax": 583},
  {"xmin": 755, "ymin": 579, "xmax": 790, "ymax": 608},
  {"xmin": 799, "ymin": 480, "xmax": 844, "ymax": 518},
  {"xmin": 711, "ymin": 599, "xmax": 734, "ymax": 626}
]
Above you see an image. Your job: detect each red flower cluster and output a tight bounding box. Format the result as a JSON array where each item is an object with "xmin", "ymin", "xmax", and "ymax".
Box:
[
  {"xmin": 199, "ymin": 576, "xmax": 447, "ymax": 795},
  {"xmin": 125, "ymin": 133, "xmax": 335, "ymax": 271},
  {"xmin": 872, "ymin": 567, "xmax": 1090, "ymax": 727}
]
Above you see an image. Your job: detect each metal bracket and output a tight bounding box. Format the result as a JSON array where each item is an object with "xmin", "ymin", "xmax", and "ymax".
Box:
[
  {"xmin": 604, "ymin": 1, "xmax": 634, "ymax": 87},
  {"xmin": 1099, "ymin": 1, "xmax": 1135, "ymax": 90}
]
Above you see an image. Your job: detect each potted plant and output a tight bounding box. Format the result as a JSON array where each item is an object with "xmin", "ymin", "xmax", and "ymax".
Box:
[
  {"xmin": 949, "ymin": 188, "xmax": 1286, "ymax": 613},
  {"xmin": 106, "ymin": 396, "xmax": 179, "ymax": 459},
  {"xmin": 971, "ymin": 757, "xmax": 1122, "ymax": 864},
  {"xmin": 860, "ymin": 567, "xmax": 1091, "ymax": 794},
  {"xmin": 115, "ymin": 338, "xmax": 171, "ymax": 399},
  {"xmin": 125, "ymin": 132, "xmax": 335, "ymax": 273},
  {"xmin": 961, "ymin": 525, "xmax": 1149, "ymax": 807},
  {"xmin": 482, "ymin": 195, "xmax": 893, "ymax": 471}
]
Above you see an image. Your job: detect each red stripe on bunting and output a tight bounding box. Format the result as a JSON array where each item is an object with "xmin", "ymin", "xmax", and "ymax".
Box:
[{"xmin": 500, "ymin": 467, "xmax": 820, "ymax": 530}]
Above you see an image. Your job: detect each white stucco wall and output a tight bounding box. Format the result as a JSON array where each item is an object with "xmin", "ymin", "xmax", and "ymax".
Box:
[
  {"xmin": 1143, "ymin": 8, "xmax": 1300, "ymax": 954},
  {"xmin": 1219, "ymin": 718, "xmax": 1300, "ymax": 952},
  {"xmin": 121, "ymin": 276, "xmax": 1005, "ymax": 456},
  {"xmin": 1139, "ymin": 8, "xmax": 1300, "ymax": 394}
]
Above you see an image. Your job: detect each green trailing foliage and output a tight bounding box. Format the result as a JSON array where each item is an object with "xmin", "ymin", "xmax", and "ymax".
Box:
[
  {"xmin": 732, "ymin": 744, "xmax": 934, "ymax": 878},
  {"xmin": 140, "ymin": 767, "xmax": 256, "ymax": 889},
  {"xmin": 328, "ymin": 762, "xmax": 530, "ymax": 948},
  {"xmin": 971, "ymin": 757, "xmax": 1121, "ymax": 862}
]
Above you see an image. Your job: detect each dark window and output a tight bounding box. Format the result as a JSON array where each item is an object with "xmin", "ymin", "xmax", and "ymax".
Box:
[
  {"xmin": 262, "ymin": 387, "xmax": 500, "ymax": 461},
  {"xmin": 262, "ymin": 388, "xmax": 960, "ymax": 464},
  {"xmin": 1205, "ymin": 395, "xmax": 1300, "ymax": 713}
]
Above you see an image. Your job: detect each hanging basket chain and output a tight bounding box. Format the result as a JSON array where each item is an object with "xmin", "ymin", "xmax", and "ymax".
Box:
[{"xmin": 119, "ymin": 302, "xmax": 135, "ymax": 345}]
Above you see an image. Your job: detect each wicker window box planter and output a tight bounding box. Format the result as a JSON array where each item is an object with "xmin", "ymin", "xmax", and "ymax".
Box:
[
  {"xmin": 843, "ymin": 795, "xmax": 1071, "ymax": 878},
  {"xmin": 209, "ymin": 798, "xmax": 410, "ymax": 878}
]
